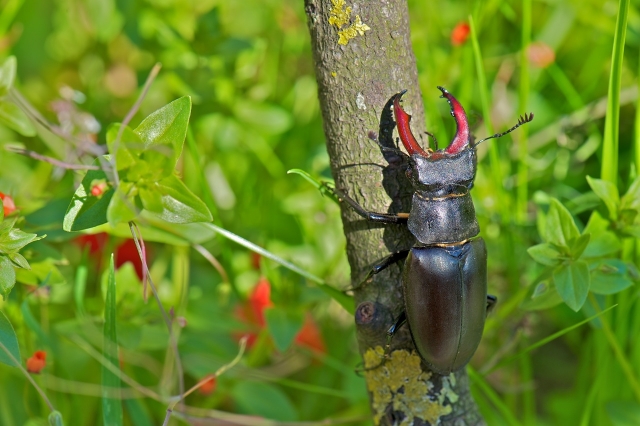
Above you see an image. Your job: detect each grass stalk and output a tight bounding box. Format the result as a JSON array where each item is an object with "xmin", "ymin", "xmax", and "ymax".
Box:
[
  {"xmin": 601, "ymin": 0, "xmax": 630, "ymax": 183},
  {"xmin": 517, "ymin": 0, "xmax": 531, "ymax": 224}
]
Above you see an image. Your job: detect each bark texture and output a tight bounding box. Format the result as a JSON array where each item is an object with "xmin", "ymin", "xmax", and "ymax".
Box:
[{"xmin": 304, "ymin": 1, "xmax": 485, "ymax": 425}]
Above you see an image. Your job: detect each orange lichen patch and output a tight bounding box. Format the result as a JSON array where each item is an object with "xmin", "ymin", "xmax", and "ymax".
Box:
[{"xmin": 363, "ymin": 347, "xmax": 455, "ymax": 425}]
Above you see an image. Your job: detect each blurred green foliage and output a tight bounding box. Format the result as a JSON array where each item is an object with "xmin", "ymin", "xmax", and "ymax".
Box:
[{"xmin": 0, "ymin": 0, "xmax": 639, "ymax": 425}]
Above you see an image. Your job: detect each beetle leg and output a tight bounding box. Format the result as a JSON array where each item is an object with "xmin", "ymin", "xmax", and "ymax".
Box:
[
  {"xmin": 486, "ymin": 294, "xmax": 497, "ymax": 314},
  {"xmin": 386, "ymin": 311, "xmax": 407, "ymax": 338},
  {"xmin": 334, "ymin": 188, "xmax": 409, "ymax": 224},
  {"xmin": 350, "ymin": 250, "xmax": 410, "ymax": 291}
]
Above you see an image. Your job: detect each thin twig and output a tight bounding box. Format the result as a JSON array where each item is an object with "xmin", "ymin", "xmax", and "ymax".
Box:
[
  {"xmin": 193, "ymin": 243, "xmax": 230, "ymax": 283},
  {"xmin": 0, "ymin": 341, "xmax": 56, "ymax": 412},
  {"xmin": 129, "ymin": 221, "xmax": 185, "ymax": 398},
  {"xmin": 111, "ymin": 63, "xmax": 162, "ymax": 187},
  {"xmin": 5, "ymin": 146, "xmax": 100, "ymax": 170},
  {"xmin": 162, "ymin": 337, "xmax": 248, "ymax": 426}
]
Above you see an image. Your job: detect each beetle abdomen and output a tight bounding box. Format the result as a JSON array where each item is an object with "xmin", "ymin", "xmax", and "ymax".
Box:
[{"xmin": 402, "ymin": 239, "xmax": 488, "ymax": 375}]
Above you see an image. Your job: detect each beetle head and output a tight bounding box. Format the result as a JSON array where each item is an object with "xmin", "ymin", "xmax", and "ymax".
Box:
[{"xmin": 393, "ymin": 88, "xmax": 474, "ymax": 191}]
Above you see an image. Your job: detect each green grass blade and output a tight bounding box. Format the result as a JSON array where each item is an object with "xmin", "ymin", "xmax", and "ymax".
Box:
[
  {"xmin": 204, "ymin": 222, "xmax": 354, "ymax": 314},
  {"xmin": 102, "ymin": 254, "xmax": 123, "ymax": 426},
  {"xmin": 602, "ymin": 0, "xmax": 630, "ymax": 183},
  {"xmin": 489, "ymin": 304, "xmax": 617, "ymax": 372},
  {"xmin": 469, "ymin": 15, "xmax": 506, "ymax": 218},
  {"xmin": 468, "ymin": 366, "xmax": 523, "ymax": 426},
  {"xmin": 517, "ymin": 0, "xmax": 531, "ymax": 224}
]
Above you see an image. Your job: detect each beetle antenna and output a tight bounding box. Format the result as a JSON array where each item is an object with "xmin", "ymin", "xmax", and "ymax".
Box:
[
  {"xmin": 368, "ymin": 130, "xmax": 408, "ymax": 157},
  {"xmin": 425, "ymin": 131, "xmax": 438, "ymax": 150},
  {"xmin": 475, "ymin": 112, "xmax": 534, "ymax": 145}
]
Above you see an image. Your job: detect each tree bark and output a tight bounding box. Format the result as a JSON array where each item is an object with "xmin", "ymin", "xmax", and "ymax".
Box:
[{"xmin": 304, "ymin": 1, "xmax": 485, "ymax": 424}]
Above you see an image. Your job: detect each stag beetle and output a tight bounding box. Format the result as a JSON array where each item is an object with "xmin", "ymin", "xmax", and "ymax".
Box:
[{"xmin": 336, "ymin": 87, "xmax": 533, "ymax": 375}]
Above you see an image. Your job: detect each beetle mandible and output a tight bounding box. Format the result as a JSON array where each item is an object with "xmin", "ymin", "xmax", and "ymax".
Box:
[{"xmin": 335, "ymin": 87, "xmax": 533, "ymax": 375}]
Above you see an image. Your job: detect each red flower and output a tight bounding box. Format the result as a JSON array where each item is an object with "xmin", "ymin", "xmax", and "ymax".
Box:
[
  {"xmin": 527, "ymin": 42, "xmax": 555, "ymax": 68},
  {"xmin": 295, "ymin": 314, "xmax": 326, "ymax": 353},
  {"xmin": 198, "ymin": 375, "xmax": 217, "ymax": 395},
  {"xmin": 451, "ymin": 22, "xmax": 471, "ymax": 46},
  {"xmin": 74, "ymin": 234, "xmax": 146, "ymax": 281},
  {"xmin": 234, "ymin": 278, "xmax": 325, "ymax": 353},
  {"xmin": 90, "ymin": 181, "xmax": 108, "ymax": 197},
  {"xmin": 114, "ymin": 239, "xmax": 145, "ymax": 281},
  {"xmin": 26, "ymin": 350, "xmax": 46, "ymax": 374},
  {"xmin": 0, "ymin": 192, "xmax": 16, "ymax": 216},
  {"xmin": 73, "ymin": 232, "xmax": 109, "ymax": 256}
]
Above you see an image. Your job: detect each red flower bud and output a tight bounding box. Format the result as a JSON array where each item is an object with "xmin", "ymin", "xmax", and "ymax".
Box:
[
  {"xmin": 26, "ymin": 350, "xmax": 47, "ymax": 374},
  {"xmin": 451, "ymin": 22, "xmax": 471, "ymax": 46},
  {"xmin": 0, "ymin": 192, "xmax": 16, "ymax": 216}
]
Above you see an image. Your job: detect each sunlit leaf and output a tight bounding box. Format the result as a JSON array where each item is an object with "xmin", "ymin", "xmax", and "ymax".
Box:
[
  {"xmin": 545, "ymin": 198, "xmax": 580, "ymax": 247},
  {"xmin": 64, "ymin": 156, "xmax": 114, "ymax": 232},
  {"xmin": 142, "ymin": 174, "xmax": 212, "ymax": 224},
  {"xmin": 134, "ymin": 96, "xmax": 191, "ymax": 178}
]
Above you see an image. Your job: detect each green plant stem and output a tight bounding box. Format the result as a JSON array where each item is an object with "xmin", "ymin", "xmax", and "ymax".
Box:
[
  {"xmin": 588, "ymin": 294, "xmax": 640, "ymax": 402},
  {"xmin": 517, "ymin": 0, "xmax": 531, "ymax": 224},
  {"xmin": 0, "ymin": 341, "xmax": 55, "ymax": 412},
  {"xmin": 601, "ymin": 0, "xmax": 630, "ymax": 183}
]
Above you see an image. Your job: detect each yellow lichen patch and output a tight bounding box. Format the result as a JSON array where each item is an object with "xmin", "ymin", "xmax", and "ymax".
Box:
[
  {"xmin": 337, "ymin": 16, "xmax": 371, "ymax": 46},
  {"xmin": 329, "ymin": 0, "xmax": 351, "ymax": 28},
  {"xmin": 328, "ymin": 1, "xmax": 370, "ymax": 46},
  {"xmin": 363, "ymin": 347, "xmax": 454, "ymax": 425}
]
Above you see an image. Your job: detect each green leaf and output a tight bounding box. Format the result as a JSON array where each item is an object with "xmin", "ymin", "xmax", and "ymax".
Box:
[
  {"xmin": 0, "ymin": 101, "xmax": 36, "ymax": 136},
  {"xmin": 232, "ymin": 381, "xmax": 298, "ymax": 421},
  {"xmin": 8, "ymin": 252, "xmax": 29, "ymax": 269},
  {"xmin": 134, "ymin": 96, "xmax": 191, "ymax": 178},
  {"xmin": 527, "ymin": 243, "xmax": 562, "ymax": 266},
  {"xmin": 48, "ymin": 410, "xmax": 65, "ymax": 426},
  {"xmin": 141, "ymin": 174, "xmax": 212, "ymax": 224},
  {"xmin": 583, "ymin": 210, "xmax": 621, "ymax": 257},
  {"xmin": 606, "ymin": 400, "xmax": 640, "ymax": 426},
  {"xmin": 22, "ymin": 298, "xmax": 54, "ymax": 349},
  {"xmin": 587, "ymin": 176, "xmax": 620, "ymax": 220},
  {"xmin": 553, "ymin": 260, "xmax": 590, "ymax": 311},
  {"xmin": 0, "ymin": 228, "xmax": 43, "ymax": 253},
  {"xmin": 102, "ymin": 255, "xmax": 123, "ymax": 426},
  {"xmin": 0, "ymin": 310, "xmax": 20, "ymax": 367},
  {"xmin": 0, "ymin": 256, "xmax": 16, "ymax": 300},
  {"xmin": 590, "ymin": 259, "xmax": 633, "ymax": 295},
  {"xmin": 64, "ymin": 156, "xmax": 114, "ymax": 231},
  {"xmin": 0, "ymin": 56, "xmax": 16, "ymax": 94},
  {"xmin": 106, "ymin": 182, "xmax": 138, "ymax": 227},
  {"xmin": 106, "ymin": 124, "xmax": 143, "ymax": 171},
  {"xmin": 545, "ymin": 199, "xmax": 580, "ymax": 247},
  {"xmin": 621, "ymin": 176, "xmax": 640, "ymax": 211},
  {"xmin": 521, "ymin": 279, "xmax": 564, "ymax": 311},
  {"xmin": 264, "ymin": 308, "xmax": 304, "ymax": 352},
  {"xmin": 569, "ymin": 233, "xmax": 590, "ymax": 259}
]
